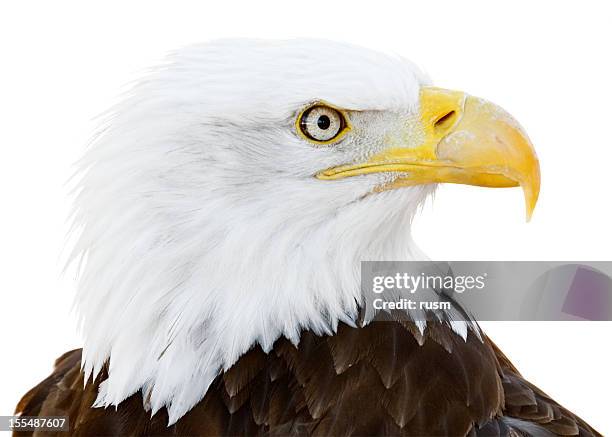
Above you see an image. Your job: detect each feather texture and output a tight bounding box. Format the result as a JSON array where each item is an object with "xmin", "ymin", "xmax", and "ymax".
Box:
[{"xmin": 15, "ymin": 320, "xmax": 600, "ymax": 436}]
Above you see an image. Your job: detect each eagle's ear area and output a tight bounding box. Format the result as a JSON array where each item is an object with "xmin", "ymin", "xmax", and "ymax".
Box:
[{"xmin": 295, "ymin": 101, "xmax": 352, "ymax": 146}]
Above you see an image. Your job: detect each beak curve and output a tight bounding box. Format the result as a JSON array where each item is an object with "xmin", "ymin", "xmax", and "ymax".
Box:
[{"xmin": 316, "ymin": 87, "xmax": 541, "ymax": 221}]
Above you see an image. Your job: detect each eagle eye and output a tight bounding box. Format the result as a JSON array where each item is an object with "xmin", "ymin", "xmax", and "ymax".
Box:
[{"xmin": 297, "ymin": 104, "xmax": 349, "ymax": 144}]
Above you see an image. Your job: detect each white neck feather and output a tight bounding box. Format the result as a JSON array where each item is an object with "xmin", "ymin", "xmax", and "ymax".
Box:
[{"xmin": 76, "ymin": 177, "xmax": 431, "ymax": 422}]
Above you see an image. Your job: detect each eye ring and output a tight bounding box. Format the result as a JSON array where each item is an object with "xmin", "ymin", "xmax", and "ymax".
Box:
[{"xmin": 296, "ymin": 102, "xmax": 351, "ymax": 145}]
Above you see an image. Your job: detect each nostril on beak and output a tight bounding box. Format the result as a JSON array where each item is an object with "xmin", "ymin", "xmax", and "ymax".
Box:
[{"xmin": 434, "ymin": 110, "xmax": 457, "ymax": 133}]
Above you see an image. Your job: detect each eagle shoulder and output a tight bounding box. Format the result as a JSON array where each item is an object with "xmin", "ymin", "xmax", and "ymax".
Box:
[{"xmin": 14, "ymin": 322, "xmax": 601, "ymax": 436}]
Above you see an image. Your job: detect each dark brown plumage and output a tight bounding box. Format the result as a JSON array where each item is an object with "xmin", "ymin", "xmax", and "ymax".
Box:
[{"xmin": 15, "ymin": 319, "xmax": 600, "ymax": 436}]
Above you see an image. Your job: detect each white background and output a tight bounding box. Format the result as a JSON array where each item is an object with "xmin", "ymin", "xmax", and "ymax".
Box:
[{"xmin": 1, "ymin": 1, "xmax": 610, "ymax": 434}]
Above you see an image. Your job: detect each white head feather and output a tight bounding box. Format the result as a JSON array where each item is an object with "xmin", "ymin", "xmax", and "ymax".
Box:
[{"xmin": 70, "ymin": 39, "xmax": 465, "ymax": 424}]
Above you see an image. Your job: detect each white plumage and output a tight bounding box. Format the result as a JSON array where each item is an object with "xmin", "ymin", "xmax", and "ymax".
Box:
[{"xmin": 70, "ymin": 39, "xmax": 467, "ymax": 424}]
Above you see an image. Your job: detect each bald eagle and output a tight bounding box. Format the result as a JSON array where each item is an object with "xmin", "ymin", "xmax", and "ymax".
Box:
[{"xmin": 15, "ymin": 39, "xmax": 599, "ymax": 436}]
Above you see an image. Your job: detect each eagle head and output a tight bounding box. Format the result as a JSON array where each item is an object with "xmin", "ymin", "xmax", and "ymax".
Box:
[{"xmin": 71, "ymin": 39, "xmax": 539, "ymax": 423}]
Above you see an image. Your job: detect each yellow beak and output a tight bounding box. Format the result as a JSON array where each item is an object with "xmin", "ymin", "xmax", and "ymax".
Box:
[{"xmin": 316, "ymin": 87, "xmax": 541, "ymax": 221}]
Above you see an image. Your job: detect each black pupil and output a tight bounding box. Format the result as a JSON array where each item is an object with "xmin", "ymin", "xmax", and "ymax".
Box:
[{"xmin": 317, "ymin": 115, "xmax": 331, "ymax": 130}]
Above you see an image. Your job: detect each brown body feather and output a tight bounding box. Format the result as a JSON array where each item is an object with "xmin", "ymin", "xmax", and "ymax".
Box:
[{"xmin": 15, "ymin": 321, "xmax": 600, "ymax": 436}]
